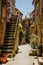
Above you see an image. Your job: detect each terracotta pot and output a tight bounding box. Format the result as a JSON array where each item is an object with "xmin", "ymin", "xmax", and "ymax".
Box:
[
  {"xmin": 0, "ymin": 53, "xmax": 8, "ymax": 63},
  {"xmin": 1, "ymin": 57, "xmax": 7, "ymax": 63}
]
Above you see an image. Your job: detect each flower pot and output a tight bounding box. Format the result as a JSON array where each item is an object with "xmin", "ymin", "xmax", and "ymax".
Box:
[
  {"xmin": 37, "ymin": 49, "xmax": 41, "ymax": 56},
  {"xmin": 31, "ymin": 45, "xmax": 35, "ymax": 49},
  {"xmin": 1, "ymin": 57, "xmax": 7, "ymax": 63}
]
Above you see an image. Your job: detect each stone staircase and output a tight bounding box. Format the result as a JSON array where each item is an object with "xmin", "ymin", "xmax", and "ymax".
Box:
[{"xmin": 2, "ymin": 16, "xmax": 18, "ymax": 56}]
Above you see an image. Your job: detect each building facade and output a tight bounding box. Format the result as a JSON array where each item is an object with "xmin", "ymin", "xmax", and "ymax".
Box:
[
  {"xmin": 33, "ymin": 0, "xmax": 43, "ymax": 43},
  {"xmin": 30, "ymin": 10, "xmax": 35, "ymax": 22},
  {"xmin": 0, "ymin": 0, "xmax": 7, "ymax": 47},
  {"xmin": 0, "ymin": 0, "xmax": 19, "ymax": 57},
  {"xmin": 22, "ymin": 18, "xmax": 32, "ymax": 44},
  {"xmin": 15, "ymin": 8, "xmax": 23, "ymax": 22}
]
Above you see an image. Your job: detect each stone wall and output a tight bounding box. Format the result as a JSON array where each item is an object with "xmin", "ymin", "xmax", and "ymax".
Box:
[
  {"xmin": 0, "ymin": 22, "xmax": 3, "ymax": 47},
  {"xmin": 33, "ymin": 0, "xmax": 43, "ymax": 43},
  {"xmin": 0, "ymin": 5, "xmax": 7, "ymax": 47}
]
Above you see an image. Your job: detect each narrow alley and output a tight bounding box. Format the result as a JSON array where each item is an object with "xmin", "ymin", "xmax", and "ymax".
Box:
[
  {"xmin": 0, "ymin": 0, "xmax": 43, "ymax": 65},
  {"xmin": 2, "ymin": 44, "xmax": 34, "ymax": 65}
]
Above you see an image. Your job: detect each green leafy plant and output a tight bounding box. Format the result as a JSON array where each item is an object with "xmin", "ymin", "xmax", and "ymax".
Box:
[
  {"xmin": 37, "ymin": 43, "xmax": 42, "ymax": 49},
  {"xmin": 18, "ymin": 23, "xmax": 22, "ymax": 33},
  {"xmin": 8, "ymin": 55, "xmax": 13, "ymax": 58},
  {"xmin": 30, "ymin": 33, "xmax": 40, "ymax": 49},
  {"xmin": 30, "ymin": 22, "xmax": 35, "ymax": 28}
]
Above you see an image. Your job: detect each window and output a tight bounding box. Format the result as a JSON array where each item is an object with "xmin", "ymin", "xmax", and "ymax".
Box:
[{"xmin": 17, "ymin": 12, "xmax": 18, "ymax": 14}]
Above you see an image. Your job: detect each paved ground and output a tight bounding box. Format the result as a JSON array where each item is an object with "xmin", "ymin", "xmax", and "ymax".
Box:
[{"xmin": 2, "ymin": 44, "xmax": 35, "ymax": 65}]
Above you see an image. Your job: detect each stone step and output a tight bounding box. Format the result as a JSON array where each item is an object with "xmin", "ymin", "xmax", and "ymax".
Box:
[
  {"xmin": 5, "ymin": 34, "xmax": 15, "ymax": 37},
  {"xmin": 2, "ymin": 47, "xmax": 13, "ymax": 49},
  {"xmin": 4, "ymin": 38, "xmax": 15, "ymax": 41},
  {"xmin": 6, "ymin": 22, "xmax": 16, "ymax": 25},
  {"xmin": 6, "ymin": 31, "xmax": 15, "ymax": 33},
  {"xmin": 33, "ymin": 59, "xmax": 39, "ymax": 65},
  {"xmin": 4, "ymin": 40, "xmax": 13, "ymax": 42},
  {"xmin": 5, "ymin": 33, "xmax": 14, "ymax": 36},
  {"xmin": 2, "ymin": 50, "xmax": 13, "ymax": 53},
  {"xmin": 4, "ymin": 36, "xmax": 14, "ymax": 38},
  {"xmin": 5, "ymin": 35, "xmax": 14, "ymax": 37},
  {"xmin": 4, "ymin": 43, "xmax": 14, "ymax": 46},
  {"xmin": 2, "ymin": 49, "xmax": 13, "ymax": 52},
  {"xmin": 6, "ymin": 30, "xmax": 15, "ymax": 32},
  {"xmin": 29, "ymin": 49, "xmax": 37, "ymax": 56},
  {"xmin": 7, "ymin": 26, "xmax": 16, "ymax": 28},
  {"xmin": 4, "ymin": 40, "xmax": 14, "ymax": 43},
  {"xmin": 4, "ymin": 42, "xmax": 14, "ymax": 44},
  {"xmin": 4, "ymin": 38, "xmax": 14, "ymax": 41},
  {"xmin": 3, "ymin": 46, "xmax": 13, "ymax": 49},
  {"xmin": 10, "ymin": 22, "xmax": 16, "ymax": 24}
]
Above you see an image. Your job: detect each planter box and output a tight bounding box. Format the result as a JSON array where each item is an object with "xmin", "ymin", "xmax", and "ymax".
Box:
[
  {"xmin": 38, "ymin": 57, "xmax": 43, "ymax": 65},
  {"xmin": 29, "ymin": 49, "xmax": 37, "ymax": 56},
  {"xmin": 33, "ymin": 59, "xmax": 39, "ymax": 65}
]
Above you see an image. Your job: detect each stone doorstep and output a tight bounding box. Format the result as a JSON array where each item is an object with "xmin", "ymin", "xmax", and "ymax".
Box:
[
  {"xmin": 29, "ymin": 48, "xmax": 37, "ymax": 52},
  {"xmin": 33, "ymin": 57, "xmax": 43, "ymax": 65},
  {"xmin": 29, "ymin": 49, "xmax": 37, "ymax": 56},
  {"xmin": 30, "ymin": 49, "xmax": 37, "ymax": 52},
  {"xmin": 33, "ymin": 59, "xmax": 39, "ymax": 65},
  {"xmin": 29, "ymin": 51, "xmax": 33, "ymax": 56},
  {"xmin": 38, "ymin": 57, "xmax": 43, "ymax": 65},
  {"xmin": 7, "ymin": 58, "xmax": 15, "ymax": 61}
]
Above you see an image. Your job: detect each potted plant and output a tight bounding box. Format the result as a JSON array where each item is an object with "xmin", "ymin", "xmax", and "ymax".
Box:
[
  {"xmin": 30, "ymin": 34, "xmax": 40, "ymax": 49},
  {"xmin": 37, "ymin": 43, "xmax": 42, "ymax": 56}
]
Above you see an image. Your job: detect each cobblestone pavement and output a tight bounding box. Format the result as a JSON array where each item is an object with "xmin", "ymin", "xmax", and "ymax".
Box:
[{"xmin": 2, "ymin": 44, "xmax": 34, "ymax": 65}]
